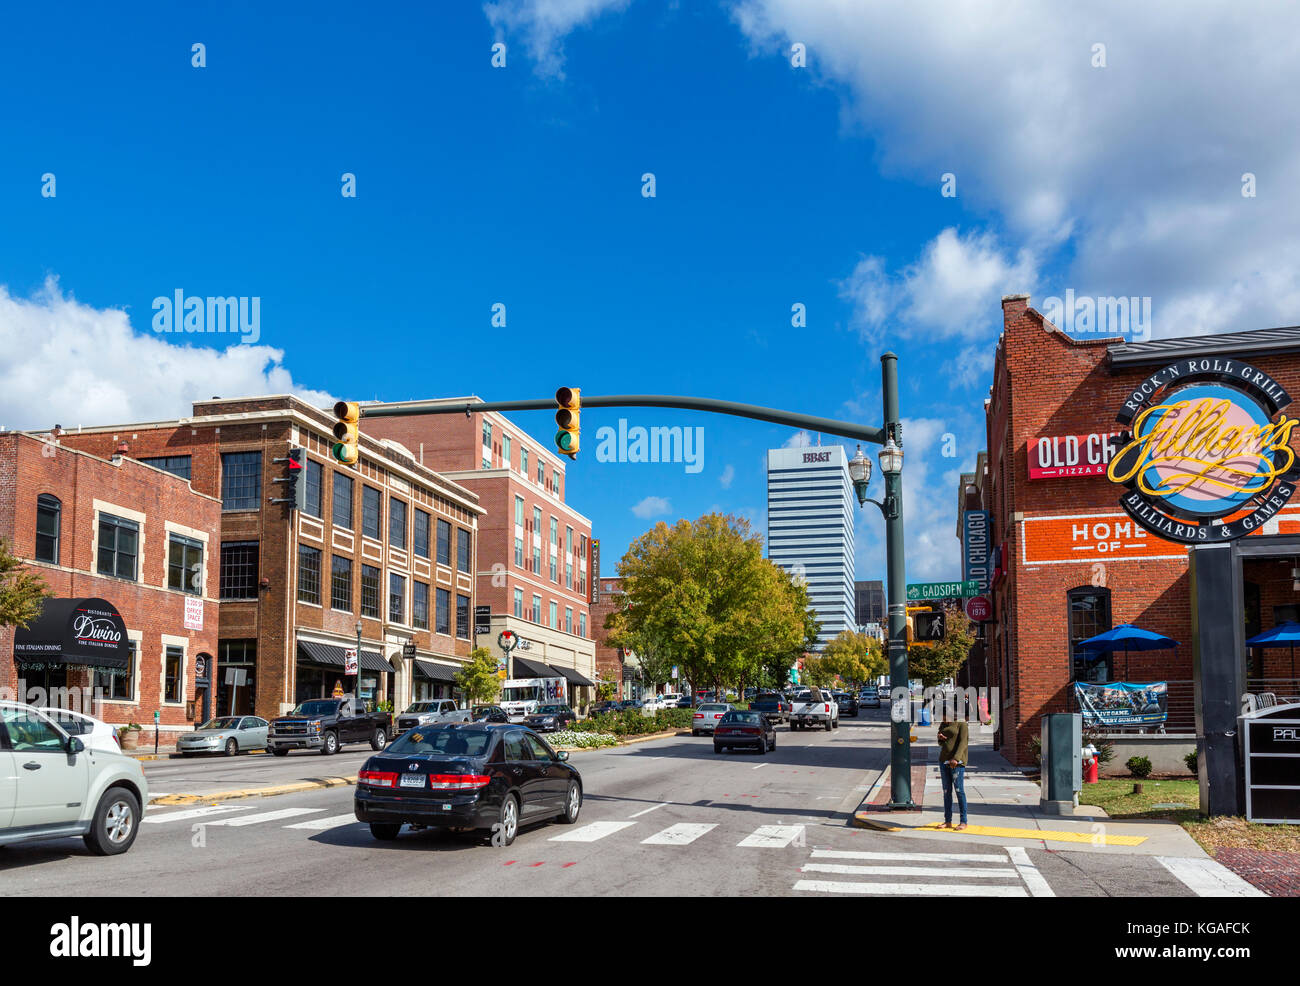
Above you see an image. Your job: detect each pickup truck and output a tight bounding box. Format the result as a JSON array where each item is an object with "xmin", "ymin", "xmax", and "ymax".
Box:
[
  {"xmin": 790, "ymin": 687, "xmax": 839, "ymax": 731},
  {"xmin": 750, "ymin": 692, "xmax": 791, "ymax": 724},
  {"xmin": 394, "ymin": 699, "xmax": 470, "ymax": 735},
  {"xmin": 267, "ymin": 697, "xmax": 393, "ymax": 756}
]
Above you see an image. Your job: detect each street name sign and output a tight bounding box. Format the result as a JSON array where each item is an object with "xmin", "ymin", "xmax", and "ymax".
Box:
[{"xmin": 907, "ymin": 581, "xmax": 978, "ymax": 600}]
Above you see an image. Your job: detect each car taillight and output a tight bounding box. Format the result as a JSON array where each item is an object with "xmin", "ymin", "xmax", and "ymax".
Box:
[
  {"xmin": 694, "ymin": 713, "xmax": 704, "ymax": 719},
  {"xmin": 825, "ymin": 704, "xmax": 831, "ymax": 713},
  {"xmin": 359, "ymin": 770, "xmax": 399, "ymax": 788},
  {"xmin": 713, "ymin": 713, "xmax": 722, "ymax": 719},
  {"xmin": 428, "ymin": 774, "xmax": 491, "ymax": 790}
]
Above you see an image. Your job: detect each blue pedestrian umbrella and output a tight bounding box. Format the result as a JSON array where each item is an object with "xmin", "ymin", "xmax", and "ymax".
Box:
[
  {"xmin": 1245, "ymin": 621, "xmax": 1300, "ymax": 678},
  {"xmin": 1077, "ymin": 624, "xmax": 1178, "ymax": 681}
]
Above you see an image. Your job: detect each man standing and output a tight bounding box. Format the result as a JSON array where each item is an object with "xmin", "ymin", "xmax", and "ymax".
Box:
[{"xmin": 937, "ymin": 710, "xmax": 969, "ymax": 830}]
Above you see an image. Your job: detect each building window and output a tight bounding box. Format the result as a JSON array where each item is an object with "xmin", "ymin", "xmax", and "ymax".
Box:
[
  {"xmin": 389, "ymin": 498, "xmax": 407, "ymax": 550},
  {"xmin": 413, "ymin": 580, "xmax": 429, "ymax": 630},
  {"xmin": 333, "ymin": 473, "xmax": 354, "ymax": 530},
  {"xmin": 361, "ymin": 486, "xmax": 381, "ymax": 540},
  {"xmin": 482, "ymin": 420, "xmax": 492, "ymax": 450},
  {"xmin": 437, "ymin": 519, "xmax": 451, "ymax": 566},
  {"xmin": 538, "ymin": 462, "xmax": 545, "ymax": 486},
  {"xmin": 579, "ymin": 612, "xmax": 587, "ymax": 639},
  {"xmin": 94, "ymin": 640, "xmax": 136, "ymax": 701},
  {"xmin": 549, "ymin": 601, "xmax": 558, "ymax": 629},
  {"xmin": 565, "ymin": 561, "xmax": 573, "ymax": 589},
  {"xmin": 549, "ymin": 517, "xmax": 558, "ymax": 582},
  {"xmin": 566, "ymin": 526, "xmax": 573, "ymax": 555},
  {"xmin": 565, "ymin": 607, "xmax": 573, "ymax": 634},
  {"xmin": 456, "ymin": 594, "xmax": 470, "ymax": 639},
  {"xmin": 331, "ymin": 554, "xmax": 352, "ymax": 611},
  {"xmin": 515, "ymin": 536, "xmax": 524, "ymax": 568},
  {"xmin": 138, "ymin": 455, "xmax": 192, "ymax": 480},
  {"xmin": 221, "ymin": 451, "xmax": 261, "ymax": 510},
  {"xmin": 503, "ymin": 434, "xmax": 512, "ymax": 470},
  {"xmin": 532, "ymin": 594, "xmax": 541, "ymax": 623},
  {"xmin": 521, "ymin": 448, "xmax": 529, "ymax": 478},
  {"xmin": 167, "ymin": 534, "xmax": 204, "ymax": 595},
  {"xmin": 436, "ymin": 587, "xmax": 450, "ymax": 635},
  {"xmin": 515, "ymin": 496, "xmax": 524, "ymax": 526},
  {"xmin": 514, "ymin": 588, "xmax": 523, "ymax": 618},
  {"xmin": 360, "ymin": 565, "xmax": 381, "ymax": 619},
  {"xmin": 220, "ymin": 542, "xmax": 259, "ymax": 599},
  {"xmin": 457, "ymin": 528, "xmax": 471, "ymax": 573},
  {"xmin": 97, "ymin": 514, "xmax": 139, "ymax": 581},
  {"xmin": 164, "ymin": 645, "xmax": 183, "ymax": 704},
  {"xmin": 297, "ymin": 545, "xmax": 322, "ymax": 605},
  {"xmin": 413, "ymin": 508, "xmax": 430, "ymax": 559},
  {"xmin": 304, "ymin": 458, "xmax": 323, "ymax": 518},
  {"xmin": 1068, "ymin": 587, "xmax": 1112, "ymax": 683},
  {"xmin": 390, "ymin": 572, "xmax": 406, "ymax": 624},
  {"xmin": 35, "ymin": 494, "xmax": 60, "ymax": 564}
]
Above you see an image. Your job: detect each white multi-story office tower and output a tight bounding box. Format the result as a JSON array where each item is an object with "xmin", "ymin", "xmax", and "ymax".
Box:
[{"xmin": 766, "ymin": 445, "xmax": 856, "ymax": 649}]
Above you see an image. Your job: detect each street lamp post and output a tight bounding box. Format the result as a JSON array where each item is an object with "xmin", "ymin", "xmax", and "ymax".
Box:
[{"xmin": 354, "ymin": 619, "xmax": 363, "ymax": 706}]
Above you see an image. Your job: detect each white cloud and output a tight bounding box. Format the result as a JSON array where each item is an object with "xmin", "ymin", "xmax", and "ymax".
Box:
[
  {"xmin": 719, "ymin": 464, "xmax": 735, "ymax": 488},
  {"xmin": 631, "ymin": 494, "xmax": 672, "ymax": 518},
  {"xmin": 0, "ymin": 277, "xmax": 333, "ymax": 430},
  {"xmin": 783, "ymin": 430, "xmax": 812, "ymax": 448},
  {"xmin": 484, "ymin": 0, "xmax": 629, "ymax": 78}
]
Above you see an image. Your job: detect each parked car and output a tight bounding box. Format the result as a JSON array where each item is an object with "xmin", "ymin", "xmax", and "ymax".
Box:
[
  {"xmin": 790, "ymin": 687, "xmax": 839, "ymax": 731},
  {"xmin": 835, "ymin": 692, "xmax": 860, "ymax": 717},
  {"xmin": 675, "ymin": 695, "xmax": 694, "ymax": 709},
  {"xmin": 354, "ymin": 723, "xmax": 582, "ymax": 846},
  {"xmin": 713, "ymin": 709, "xmax": 776, "ymax": 755},
  {"xmin": 525, "ymin": 704, "xmax": 577, "ymax": 733},
  {"xmin": 691, "ymin": 702, "xmax": 732, "ymax": 735},
  {"xmin": 0, "ymin": 701, "xmax": 148, "ymax": 855},
  {"xmin": 589, "ymin": 701, "xmax": 622, "ymax": 716},
  {"xmin": 859, "ymin": 686, "xmax": 882, "ymax": 709},
  {"xmin": 396, "ymin": 699, "xmax": 470, "ymax": 735},
  {"xmin": 177, "ymin": 715, "xmax": 269, "ymax": 756},
  {"xmin": 470, "ymin": 705, "xmax": 510, "ymax": 724},
  {"xmin": 38, "ymin": 707, "xmax": 120, "ymax": 754},
  {"xmin": 267, "ymin": 696, "xmax": 392, "ymax": 756},
  {"xmin": 660, "ymin": 692, "xmax": 683, "ymax": 708},
  {"xmin": 750, "ymin": 692, "xmax": 791, "ymax": 724},
  {"xmin": 640, "ymin": 696, "xmax": 666, "ymax": 712}
]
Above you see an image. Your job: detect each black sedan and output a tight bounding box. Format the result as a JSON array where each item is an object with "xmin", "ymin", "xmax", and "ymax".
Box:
[
  {"xmin": 589, "ymin": 701, "xmax": 621, "ymax": 715},
  {"xmin": 525, "ymin": 704, "xmax": 576, "ymax": 733},
  {"xmin": 713, "ymin": 709, "xmax": 776, "ymax": 755},
  {"xmin": 836, "ymin": 692, "xmax": 860, "ymax": 717},
  {"xmin": 354, "ymin": 723, "xmax": 582, "ymax": 846},
  {"xmin": 471, "ymin": 705, "xmax": 509, "ymax": 723}
]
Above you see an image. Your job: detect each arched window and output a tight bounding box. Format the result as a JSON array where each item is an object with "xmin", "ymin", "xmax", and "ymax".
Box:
[
  {"xmin": 35, "ymin": 494, "xmax": 60, "ymax": 564},
  {"xmin": 1068, "ymin": 585, "xmax": 1112, "ymax": 683}
]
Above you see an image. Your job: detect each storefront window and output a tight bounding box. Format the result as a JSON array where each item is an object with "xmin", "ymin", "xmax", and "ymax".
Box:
[
  {"xmin": 164, "ymin": 645, "xmax": 183, "ymax": 703},
  {"xmin": 1068, "ymin": 587, "xmax": 1111, "ymax": 683},
  {"xmin": 94, "ymin": 640, "xmax": 136, "ymax": 701}
]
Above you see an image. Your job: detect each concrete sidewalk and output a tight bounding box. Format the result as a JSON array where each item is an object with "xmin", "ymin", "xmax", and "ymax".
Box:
[{"xmin": 854, "ymin": 723, "xmax": 1209, "ymax": 857}]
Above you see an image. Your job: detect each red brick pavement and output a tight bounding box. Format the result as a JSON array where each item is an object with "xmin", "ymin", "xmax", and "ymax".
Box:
[
  {"xmin": 1213, "ymin": 849, "xmax": 1300, "ymax": 897},
  {"xmin": 867, "ymin": 764, "xmax": 928, "ymax": 809}
]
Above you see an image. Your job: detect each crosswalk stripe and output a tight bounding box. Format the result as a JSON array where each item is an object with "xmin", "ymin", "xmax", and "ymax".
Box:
[
  {"xmin": 738, "ymin": 825, "xmax": 804, "ymax": 848},
  {"xmin": 801, "ymin": 862, "xmax": 1018, "ymax": 878},
  {"xmin": 143, "ymin": 804, "xmax": 254, "ymax": 824},
  {"xmin": 810, "ymin": 849, "xmax": 1007, "ymax": 863},
  {"xmin": 641, "ymin": 823, "xmax": 718, "ymax": 846},
  {"xmin": 284, "ymin": 813, "xmax": 359, "ymax": 831},
  {"xmin": 549, "ymin": 821, "xmax": 636, "ymax": 843},
  {"xmin": 1005, "ymin": 846, "xmax": 1055, "ymax": 898},
  {"xmin": 793, "ymin": 879, "xmax": 1028, "ymax": 897},
  {"xmin": 1156, "ymin": 856, "xmax": 1267, "ymax": 897},
  {"xmin": 204, "ymin": 808, "xmax": 326, "ymax": 827}
]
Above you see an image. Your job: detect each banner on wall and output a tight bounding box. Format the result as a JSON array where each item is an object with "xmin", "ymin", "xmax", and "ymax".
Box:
[{"xmin": 1073, "ymin": 680, "xmax": 1168, "ymax": 726}]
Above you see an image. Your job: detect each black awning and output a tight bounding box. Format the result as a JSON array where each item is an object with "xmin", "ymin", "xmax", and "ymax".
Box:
[
  {"xmin": 297, "ymin": 640, "xmax": 389, "ymax": 673},
  {"xmin": 414, "ymin": 659, "xmax": 460, "ymax": 683},
  {"xmin": 13, "ymin": 597, "xmax": 129, "ymax": 671},
  {"xmin": 556, "ymin": 666, "xmax": 595, "ymax": 687},
  {"xmin": 512, "ymin": 655, "xmax": 561, "ymax": 678}
]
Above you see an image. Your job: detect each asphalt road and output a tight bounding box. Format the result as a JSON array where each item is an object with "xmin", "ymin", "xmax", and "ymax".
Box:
[{"xmin": 0, "ymin": 712, "xmax": 1213, "ymax": 897}]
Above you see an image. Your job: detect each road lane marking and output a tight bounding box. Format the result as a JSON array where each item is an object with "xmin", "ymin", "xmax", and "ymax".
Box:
[
  {"xmin": 801, "ymin": 862, "xmax": 1018, "ymax": 878},
  {"xmin": 284, "ymin": 814, "xmax": 359, "ymax": 831},
  {"xmin": 738, "ymin": 825, "xmax": 804, "ymax": 848},
  {"xmin": 1005, "ymin": 846, "xmax": 1055, "ymax": 898},
  {"xmin": 549, "ymin": 821, "xmax": 637, "ymax": 843},
  {"xmin": 204, "ymin": 807, "xmax": 326, "ymax": 827},
  {"xmin": 811, "ymin": 849, "xmax": 1007, "ymax": 862},
  {"xmin": 143, "ymin": 804, "xmax": 255, "ymax": 824},
  {"xmin": 628, "ymin": 803, "xmax": 669, "ymax": 818},
  {"xmin": 1156, "ymin": 856, "xmax": 1267, "ymax": 897},
  {"xmin": 641, "ymin": 823, "xmax": 718, "ymax": 846},
  {"xmin": 794, "ymin": 880, "xmax": 1028, "ymax": 897},
  {"xmin": 752, "ymin": 763, "xmax": 768, "ymax": 770}
]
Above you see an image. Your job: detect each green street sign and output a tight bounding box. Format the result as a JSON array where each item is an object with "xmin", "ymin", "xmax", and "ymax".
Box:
[{"xmin": 907, "ymin": 580, "xmax": 979, "ymax": 601}]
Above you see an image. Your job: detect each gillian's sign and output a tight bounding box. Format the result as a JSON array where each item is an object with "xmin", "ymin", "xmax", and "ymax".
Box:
[
  {"xmin": 1028, "ymin": 431, "xmax": 1122, "ymax": 479},
  {"xmin": 1106, "ymin": 358, "xmax": 1300, "ymax": 543}
]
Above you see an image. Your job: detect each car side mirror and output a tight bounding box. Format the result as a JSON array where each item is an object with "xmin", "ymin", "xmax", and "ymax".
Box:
[
  {"xmin": 67, "ymin": 736, "xmax": 85, "ymax": 755},
  {"xmin": 557, "ymin": 751, "xmax": 569, "ymax": 762}
]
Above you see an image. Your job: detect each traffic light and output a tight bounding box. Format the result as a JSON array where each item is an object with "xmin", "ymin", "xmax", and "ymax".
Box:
[
  {"xmin": 332, "ymin": 401, "xmax": 360, "ymax": 465},
  {"xmin": 272, "ymin": 446, "xmax": 306, "ymax": 508},
  {"xmin": 555, "ymin": 387, "xmax": 580, "ymax": 459}
]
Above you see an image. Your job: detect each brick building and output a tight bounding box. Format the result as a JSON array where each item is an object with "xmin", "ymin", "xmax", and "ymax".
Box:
[
  {"xmin": 973, "ymin": 295, "xmax": 1300, "ymax": 765},
  {"xmin": 591, "ymin": 575, "xmax": 641, "ymax": 699},
  {"xmin": 56, "ymin": 396, "xmax": 483, "ymax": 722},
  {"xmin": 0, "ymin": 431, "xmax": 221, "ymax": 744},
  {"xmin": 356, "ymin": 399, "xmax": 598, "ymax": 707}
]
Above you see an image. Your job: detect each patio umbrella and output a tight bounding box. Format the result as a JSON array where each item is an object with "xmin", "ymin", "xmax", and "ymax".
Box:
[
  {"xmin": 1244, "ymin": 621, "xmax": 1300, "ymax": 680},
  {"xmin": 1077, "ymin": 624, "xmax": 1178, "ymax": 682}
]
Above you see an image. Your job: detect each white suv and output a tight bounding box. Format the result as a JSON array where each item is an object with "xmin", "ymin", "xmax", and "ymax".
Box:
[{"xmin": 0, "ymin": 701, "xmax": 149, "ymax": 855}]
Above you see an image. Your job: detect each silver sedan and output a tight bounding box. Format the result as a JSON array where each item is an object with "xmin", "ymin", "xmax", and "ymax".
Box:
[
  {"xmin": 690, "ymin": 703, "xmax": 733, "ymax": 735},
  {"xmin": 177, "ymin": 716, "xmax": 269, "ymax": 756}
]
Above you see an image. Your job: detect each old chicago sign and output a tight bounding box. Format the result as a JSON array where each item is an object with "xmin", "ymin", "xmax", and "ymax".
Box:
[{"xmin": 1106, "ymin": 358, "xmax": 1300, "ymax": 543}]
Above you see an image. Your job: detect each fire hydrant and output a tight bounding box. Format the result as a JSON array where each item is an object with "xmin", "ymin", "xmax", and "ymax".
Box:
[{"xmin": 1082, "ymin": 743, "xmax": 1099, "ymax": 784}]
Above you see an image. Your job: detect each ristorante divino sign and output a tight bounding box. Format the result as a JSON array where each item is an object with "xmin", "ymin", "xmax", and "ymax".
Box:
[{"xmin": 1106, "ymin": 358, "xmax": 1300, "ymax": 543}]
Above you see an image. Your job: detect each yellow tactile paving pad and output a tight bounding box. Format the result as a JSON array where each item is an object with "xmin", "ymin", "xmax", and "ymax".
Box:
[{"xmin": 854, "ymin": 814, "xmax": 1147, "ymax": 846}]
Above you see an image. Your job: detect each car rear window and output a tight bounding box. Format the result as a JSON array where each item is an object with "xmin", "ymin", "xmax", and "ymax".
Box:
[
  {"xmin": 387, "ymin": 727, "xmax": 492, "ymax": 757},
  {"xmin": 722, "ymin": 711, "xmax": 760, "ymax": 723},
  {"xmin": 699, "ymin": 703, "xmax": 728, "ymax": 712}
]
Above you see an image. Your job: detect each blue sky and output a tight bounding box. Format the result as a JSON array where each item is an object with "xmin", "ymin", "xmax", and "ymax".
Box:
[{"xmin": 2, "ymin": 1, "xmax": 1297, "ymax": 584}]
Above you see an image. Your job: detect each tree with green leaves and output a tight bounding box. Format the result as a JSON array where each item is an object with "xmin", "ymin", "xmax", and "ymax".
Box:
[
  {"xmin": 0, "ymin": 538, "xmax": 50, "ymax": 631},
  {"xmin": 821, "ymin": 630, "xmax": 887, "ymax": 685},
  {"xmin": 907, "ymin": 609, "xmax": 975, "ymax": 687},
  {"xmin": 453, "ymin": 647, "xmax": 501, "ymax": 704}
]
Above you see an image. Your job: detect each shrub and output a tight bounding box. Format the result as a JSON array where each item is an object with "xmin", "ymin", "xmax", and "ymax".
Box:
[
  {"xmin": 1028, "ymin": 735, "xmax": 1042, "ymax": 766},
  {"xmin": 1184, "ymin": 750, "xmax": 1198, "ymax": 775},
  {"xmin": 1126, "ymin": 755, "xmax": 1153, "ymax": 778},
  {"xmin": 549, "ymin": 730, "xmax": 617, "ymax": 749},
  {"xmin": 571, "ymin": 708, "xmax": 689, "ymax": 736}
]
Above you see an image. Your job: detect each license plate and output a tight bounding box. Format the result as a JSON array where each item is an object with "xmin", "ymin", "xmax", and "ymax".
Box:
[{"xmin": 400, "ymin": 774, "xmax": 425, "ymax": 788}]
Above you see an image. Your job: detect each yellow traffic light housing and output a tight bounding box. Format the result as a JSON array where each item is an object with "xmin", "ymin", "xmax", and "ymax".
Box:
[
  {"xmin": 332, "ymin": 401, "xmax": 360, "ymax": 465},
  {"xmin": 555, "ymin": 387, "xmax": 580, "ymax": 459}
]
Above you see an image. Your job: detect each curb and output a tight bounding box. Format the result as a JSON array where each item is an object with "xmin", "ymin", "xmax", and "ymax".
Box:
[
  {"xmin": 149, "ymin": 776, "xmax": 355, "ymax": 806},
  {"xmin": 129, "ymin": 749, "xmax": 271, "ymax": 762}
]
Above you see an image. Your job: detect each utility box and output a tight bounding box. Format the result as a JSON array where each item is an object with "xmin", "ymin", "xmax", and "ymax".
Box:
[
  {"xmin": 1240, "ymin": 701, "xmax": 1300, "ymax": 824},
  {"xmin": 1040, "ymin": 713, "xmax": 1082, "ymax": 815}
]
